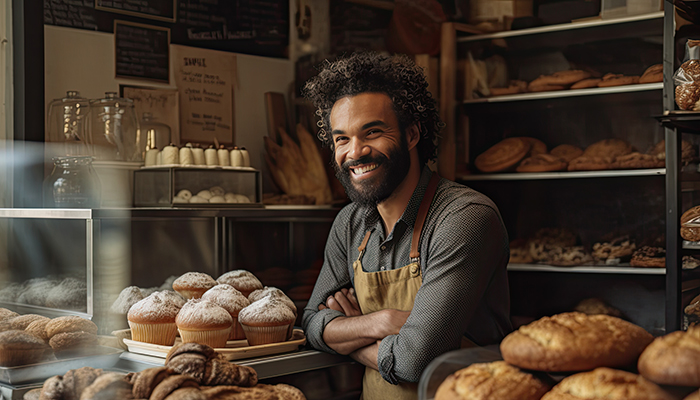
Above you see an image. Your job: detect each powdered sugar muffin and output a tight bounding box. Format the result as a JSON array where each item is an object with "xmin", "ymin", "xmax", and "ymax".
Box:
[
  {"xmin": 176, "ymin": 299, "xmax": 232, "ymax": 348},
  {"xmin": 248, "ymin": 287, "xmax": 297, "ymax": 339},
  {"xmin": 216, "ymin": 270, "xmax": 263, "ymax": 298},
  {"xmin": 172, "ymin": 272, "xmax": 217, "ymax": 299},
  {"xmin": 238, "ymin": 297, "xmax": 295, "ymax": 345},
  {"xmin": 110, "ymin": 286, "xmax": 145, "ymax": 314},
  {"xmin": 159, "ymin": 290, "xmax": 187, "ymax": 308},
  {"xmin": 201, "ymin": 284, "xmax": 250, "ymax": 340},
  {"xmin": 127, "ymin": 292, "xmax": 181, "ymax": 345}
]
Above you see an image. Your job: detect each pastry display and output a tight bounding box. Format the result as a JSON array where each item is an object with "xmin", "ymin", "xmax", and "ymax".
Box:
[
  {"xmin": 434, "ymin": 361, "xmax": 550, "ymax": 400},
  {"xmin": 201, "ymin": 284, "xmax": 250, "ymax": 340},
  {"xmin": 172, "ymin": 186, "xmax": 252, "ymax": 204},
  {"xmin": 144, "ymin": 142, "xmax": 253, "ymax": 168},
  {"xmin": 630, "ymin": 246, "xmax": 665, "ymax": 268},
  {"xmin": 500, "ymin": 312, "xmax": 653, "ymax": 372},
  {"xmin": 540, "ymin": 368, "xmax": 673, "ymax": 400},
  {"xmin": 127, "ymin": 291, "xmax": 181, "ymax": 346},
  {"xmin": 176, "ymin": 298, "xmax": 233, "ymax": 348},
  {"xmin": 0, "ymin": 277, "xmax": 87, "ymax": 311},
  {"xmin": 638, "ymin": 325, "xmax": 700, "ymax": 386},
  {"xmin": 238, "ymin": 296, "xmax": 296, "ymax": 345},
  {"xmin": 474, "ymin": 137, "xmax": 531, "ymax": 173},
  {"xmin": 172, "ymin": 272, "xmax": 218, "ymax": 299},
  {"xmin": 217, "ymin": 270, "xmax": 263, "ymax": 298}
]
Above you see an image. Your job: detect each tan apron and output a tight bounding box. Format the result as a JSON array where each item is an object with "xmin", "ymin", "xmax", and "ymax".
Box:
[{"xmin": 353, "ymin": 174, "xmax": 475, "ymax": 400}]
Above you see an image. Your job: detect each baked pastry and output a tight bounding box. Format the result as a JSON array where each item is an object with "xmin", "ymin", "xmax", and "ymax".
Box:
[
  {"xmin": 550, "ymin": 144, "xmax": 583, "ymax": 163},
  {"xmin": 248, "ymin": 288, "xmax": 298, "ymax": 340},
  {"xmin": 640, "ymin": 64, "xmax": 663, "ymax": 84},
  {"xmin": 518, "ymin": 137, "xmax": 548, "ymax": 156},
  {"xmin": 682, "ymin": 206, "xmax": 700, "ymax": 242},
  {"xmin": 149, "ymin": 374, "xmax": 199, "ymax": 400},
  {"xmin": 61, "ymin": 366, "xmax": 104, "ymax": 400},
  {"xmin": 500, "ymin": 312, "xmax": 653, "ymax": 372},
  {"xmin": 630, "ymin": 246, "xmax": 665, "ymax": 268},
  {"xmin": 25, "ymin": 318, "xmax": 51, "ymax": 341},
  {"xmin": 509, "ymin": 239, "xmax": 534, "ymax": 264},
  {"xmin": 528, "ymin": 83, "xmax": 566, "ymax": 93},
  {"xmin": 0, "ymin": 307, "xmax": 18, "ymax": 321},
  {"xmin": 165, "ymin": 342, "xmax": 258, "ymax": 387},
  {"xmin": 110, "ymin": 286, "xmax": 145, "ymax": 314},
  {"xmin": 647, "ymin": 139, "xmax": 696, "ymax": 165},
  {"xmin": 200, "ymin": 384, "xmax": 306, "ymax": 400},
  {"xmin": 544, "ymin": 246, "xmax": 592, "ymax": 267},
  {"xmin": 45, "ymin": 278, "xmax": 86, "ymax": 310},
  {"xmin": 684, "ymin": 255, "xmax": 700, "ymax": 270},
  {"xmin": 216, "ymin": 270, "xmax": 263, "ymax": 298},
  {"xmin": 474, "ymin": 137, "xmax": 531, "ymax": 173},
  {"xmin": 638, "ymin": 325, "xmax": 700, "ymax": 386},
  {"xmin": 516, "ymin": 154, "xmax": 567, "ymax": 173},
  {"xmin": 490, "ymin": 80, "xmax": 528, "ymax": 96},
  {"xmin": 597, "ymin": 73, "xmax": 640, "ymax": 87},
  {"xmin": 611, "ymin": 152, "xmax": 663, "ymax": 169},
  {"xmin": 172, "ymin": 272, "xmax": 217, "ymax": 300},
  {"xmin": 201, "ymin": 284, "xmax": 250, "ymax": 340},
  {"xmin": 0, "ymin": 330, "xmax": 50, "ymax": 366},
  {"xmin": 9, "ymin": 314, "xmax": 49, "ymax": 330},
  {"xmin": 176, "ymin": 298, "xmax": 232, "ymax": 348},
  {"xmin": 591, "ymin": 238, "xmax": 636, "ymax": 263},
  {"xmin": 583, "ymin": 139, "xmax": 634, "ymax": 159},
  {"xmin": 128, "ymin": 291, "xmax": 181, "ymax": 346},
  {"xmin": 0, "ymin": 284, "xmax": 24, "ymax": 302},
  {"xmin": 528, "ymin": 228, "xmax": 578, "ymax": 262},
  {"xmin": 17, "ymin": 278, "xmax": 56, "ymax": 306},
  {"xmin": 570, "ymin": 78, "xmax": 602, "ymax": 89},
  {"xmin": 567, "ymin": 155, "xmax": 613, "ymax": 171},
  {"xmin": 680, "ymin": 59, "xmax": 700, "ymax": 81},
  {"xmin": 79, "ymin": 372, "xmax": 134, "ymax": 400},
  {"xmin": 159, "ymin": 290, "xmax": 187, "ymax": 308},
  {"xmin": 45, "ymin": 316, "xmax": 98, "ymax": 338},
  {"xmin": 530, "ymin": 70, "xmax": 592, "ymax": 87},
  {"xmin": 49, "ymin": 331, "xmax": 98, "ymax": 358},
  {"xmin": 238, "ymin": 296, "xmax": 296, "ymax": 345},
  {"xmin": 541, "ymin": 367, "xmax": 674, "ymax": 400},
  {"xmin": 676, "ymin": 82, "xmax": 700, "ymax": 110},
  {"xmin": 434, "ymin": 361, "xmax": 550, "ymax": 400},
  {"xmin": 40, "ymin": 375, "xmax": 65, "ymax": 400},
  {"xmin": 131, "ymin": 366, "xmax": 175, "ymax": 399},
  {"xmin": 573, "ymin": 298, "xmax": 623, "ymax": 318}
]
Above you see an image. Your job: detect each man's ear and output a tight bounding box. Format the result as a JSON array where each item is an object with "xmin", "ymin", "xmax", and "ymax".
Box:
[{"xmin": 406, "ymin": 124, "xmax": 420, "ymax": 150}]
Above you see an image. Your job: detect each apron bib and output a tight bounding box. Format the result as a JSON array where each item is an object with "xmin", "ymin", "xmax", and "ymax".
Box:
[{"xmin": 353, "ymin": 174, "xmax": 473, "ymax": 400}]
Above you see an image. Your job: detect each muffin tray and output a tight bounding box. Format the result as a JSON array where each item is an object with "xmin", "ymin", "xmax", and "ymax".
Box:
[
  {"xmin": 123, "ymin": 329, "xmax": 306, "ymax": 361},
  {"xmin": 0, "ymin": 346, "xmax": 123, "ymax": 385}
]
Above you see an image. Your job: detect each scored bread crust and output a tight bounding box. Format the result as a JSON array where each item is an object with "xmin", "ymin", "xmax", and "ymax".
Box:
[
  {"xmin": 540, "ymin": 368, "xmax": 674, "ymax": 400},
  {"xmin": 638, "ymin": 327, "xmax": 700, "ymax": 386},
  {"xmin": 434, "ymin": 361, "xmax": 550, "ymax": 400},
  {"xmin": 500, "ymin": 312, "xmax": 653, "ymax": 372},
  {"xmin": 681, "ymin": 206, "xmax": 700, "ymax": 242},
  {"xmin": 474, "ymin": 137, "xmax": 531, "ymax": 173}
]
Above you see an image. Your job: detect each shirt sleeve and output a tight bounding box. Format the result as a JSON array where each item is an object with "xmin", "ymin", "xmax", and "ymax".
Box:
[
  {"xmin": 377, "ymin": 203, "xmax": 509, "ymax": 383},
  {"xmin": 301, "ymin": 210, "xmax": 354, "ymax": 354}
]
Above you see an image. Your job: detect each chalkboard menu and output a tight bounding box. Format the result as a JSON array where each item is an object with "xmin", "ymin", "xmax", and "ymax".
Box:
[
  {"xmin": 43, "ymin": 0, "xmax": 289, "ymax": 58},
  {"xmin": 114, "ymin": 21, "xmax": 170, "ymax": 82},
  {"xmin": 96, "ymin": 0, "xmax": 176, "ymax": 22}
]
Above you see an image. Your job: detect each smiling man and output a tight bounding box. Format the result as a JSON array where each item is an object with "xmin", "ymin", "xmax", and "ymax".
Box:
[{"xmin": 301, "ymin": 52, "xmax": 512, "ymax": 400}]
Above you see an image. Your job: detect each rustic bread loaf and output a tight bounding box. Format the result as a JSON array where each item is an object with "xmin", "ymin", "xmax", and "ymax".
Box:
[
  {"xmin": 434, "ymin": 361, "xmax": 550, "ymax": 400},
  {"xmin": 500, "ymin": 312, "xmax": 653, "ymax": 372},
  {"xmin": 540, "ymin": 368, "xmax": 674, "ymax": 400},
  {"xmin": 637, "ymin": 326, "xmax": 700, "ymax": 386}
]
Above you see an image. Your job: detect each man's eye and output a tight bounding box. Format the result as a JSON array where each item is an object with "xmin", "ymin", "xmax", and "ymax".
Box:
[
  {"xmin": 367, "ymin": 130, "xmax": 381, "ymax": 135},
  {"xmin": 334, "ymin": 136, "xmax": 348, "ymax": 143}
]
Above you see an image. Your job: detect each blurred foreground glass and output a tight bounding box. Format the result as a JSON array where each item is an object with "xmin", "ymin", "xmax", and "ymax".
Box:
[
  {"xmin": 43, "ymin": 156, "xmax": 102, "ymax": 208},
  {"xmin": 89, "ymin": 92, "xmax": 143, "ymax": 162},
  {"xmin": 46, "ymin": 91, "xmax": 91, "ymax": 156}
]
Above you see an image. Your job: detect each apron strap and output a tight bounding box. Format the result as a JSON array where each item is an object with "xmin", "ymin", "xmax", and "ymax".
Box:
[
  {"xmin": 410, "ymin": 173, "xmax": 440, "ymax": 260},
  {"xmin": 358, "ymin": 230, "xmax": 372, "ymax": 253}
]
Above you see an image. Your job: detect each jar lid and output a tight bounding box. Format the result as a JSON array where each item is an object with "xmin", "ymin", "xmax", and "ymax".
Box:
[{"xmin": 89, "ymin": 92, "xmax": 135, "ymax": 107}]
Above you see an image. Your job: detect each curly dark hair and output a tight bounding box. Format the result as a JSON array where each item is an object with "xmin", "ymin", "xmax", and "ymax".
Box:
[{"xmin": 302, "ymin": 51, "xmax": 443, "ymax": 165}]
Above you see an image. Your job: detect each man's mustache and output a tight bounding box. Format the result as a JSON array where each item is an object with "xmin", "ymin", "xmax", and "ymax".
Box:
[{"xmin": 341, "ymin": 155, "xmax": 386, "ymax": 170}]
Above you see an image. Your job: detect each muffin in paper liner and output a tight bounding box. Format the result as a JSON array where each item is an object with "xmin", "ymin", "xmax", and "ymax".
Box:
[
  {"xmin": 128, "ymin": 321, "xmax": 178, "ymax": 346},
  {"xmin": 0, "ymin": 347, "xmax": 46, "ymax": 367},
  {"xmin": 179, "ymin": 327, "xmax": 231, "ymax": 348},
  {"xmin": 240, "ymin": 323, "xmax": 290, "ymax": 346}
]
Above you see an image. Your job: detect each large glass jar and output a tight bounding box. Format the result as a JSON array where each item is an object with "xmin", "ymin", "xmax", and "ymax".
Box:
[
  {"xmin": 46, "ymin": 91, "xmax": 91, "ymax": 157},
  {"xmin": 43, "ymin": 156, "xmax": 102, "ymax": 208},
  {"xmin": 89, "ymin": 92, "xmax": 143, "ymax": 162},
  {"xmin": 141, "ymin": 112, "xmax": 171, "ymax": 150}
]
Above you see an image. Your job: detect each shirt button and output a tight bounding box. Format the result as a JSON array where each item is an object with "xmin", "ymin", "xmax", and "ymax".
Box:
[{"xmin": 381, "ymin": 246, "xmax": 386, "ymax": 251}]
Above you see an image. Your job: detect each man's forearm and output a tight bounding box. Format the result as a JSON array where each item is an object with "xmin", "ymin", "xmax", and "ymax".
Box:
[
  {"xmin": 322, "ymin": 313, "xmax": 384, "ymax": 355},
  {"xmin": 350, "ymin": 341, "xmax": 379, "ymax": 370}
]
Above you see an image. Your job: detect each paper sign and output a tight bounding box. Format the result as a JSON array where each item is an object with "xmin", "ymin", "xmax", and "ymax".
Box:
[{"xmin": 173, "ymin": 44, "xmax": 236, "ymax": 145}]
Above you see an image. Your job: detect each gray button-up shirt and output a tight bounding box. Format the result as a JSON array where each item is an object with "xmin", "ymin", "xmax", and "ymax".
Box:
[{"xmin": 302, "ymin": 166, "xmax": 512, "ymax": 384}]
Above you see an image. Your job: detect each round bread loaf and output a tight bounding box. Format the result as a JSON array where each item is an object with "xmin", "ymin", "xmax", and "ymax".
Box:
[
  {"xmin": 640, "ymin": 64, "xmax": 663, "ymax": 84},
  {"xmin": 676, "ymin": 82, "xmax": 700, "ymax": 110},
  {"xmin": 550, "ymin": 144, "xmax": 583, "ymax": 163},
  {"xmin": 201, "ymin": 284, "xmax": 250, "ymax": 340},
  {"xmin": 45, "ymin": 316, "xmax": 98, "ymax": 338},
  {"xmin": 541, "ymin": 368, "xmax": 674, "ymax": 400},
  {"xmin": 435, "ymin": 361, "xmax": 550, "ymax": 400},
  {"xmin": 0, "ymin": 330, "xmax": 49, "ymax": 366},
  {"xmin": 172, "ymin": 272, "xmax": 217, "ymax": 300},
  {"xmin": 474, "ymin": 137, "xmax": 531, "ymax": 173},
  {"xmin": 517, "ymin": 137, "xmax": 548, "ymax": 156},
  {"xmin": 176, "ymin": 299, "xmax": 232, "ymax": 348},
  {"xmin": 216, "ymin": 270, "xmax": 263, "ymax": 298},
  {"xmin": 128, "ymin": 291, "xmax": 181, "ymax": 346},
  {"xmin": 638, "ymin": 326, "xmax": 700, "ymax": 386},
  {"xmin": 681, "ymin": 206, "xmax": 700, "ymax": 242},
  {"xmin": 239, "ymin": 296, "xmax": 295, "ymax": 345},
  {"xmin": 500, "ymin": 312, "xmax": 653, "ymax": 372}
]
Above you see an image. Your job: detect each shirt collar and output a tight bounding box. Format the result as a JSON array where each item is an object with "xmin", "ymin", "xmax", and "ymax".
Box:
[{"xmin": 361, "ymin": 165, "xmax": 434, "ymax": 234}]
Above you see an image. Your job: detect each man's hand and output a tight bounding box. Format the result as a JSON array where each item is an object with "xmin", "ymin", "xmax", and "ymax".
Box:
[{"xmin": 318, "ymin": 288, "xmax": 362, "ymax": 317}]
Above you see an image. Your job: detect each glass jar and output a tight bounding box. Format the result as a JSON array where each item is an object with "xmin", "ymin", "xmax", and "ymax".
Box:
[
  {"xmin": 43, "ymin": 156, "xmax": 102, "ymax": 208},
  {"xmin": 89, "ymin": 92, "xmax": 143, "ymax": 162},
  {"xmin": 46, "ymin": 91, "xmax": 91, "ymax": 157},
  {"xmin": 141, "ymin": 112, "xmax": 171, "ymax": 150}
]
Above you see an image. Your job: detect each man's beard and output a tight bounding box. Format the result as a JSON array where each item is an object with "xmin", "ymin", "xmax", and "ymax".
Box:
[{"xmin": 333, "ymin": 136, "xmax": 411, "ymax": 207}]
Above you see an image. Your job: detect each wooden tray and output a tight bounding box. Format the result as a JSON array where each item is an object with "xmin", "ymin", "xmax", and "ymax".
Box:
[{"xmin": 123, "ymin": 329, "xmax": 306, "ymax": 361}]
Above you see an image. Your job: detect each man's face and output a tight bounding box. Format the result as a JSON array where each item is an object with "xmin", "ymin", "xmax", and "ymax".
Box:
[{"xmin": 330, "ymin": 93, "xmax": 411, "ymax": 206}]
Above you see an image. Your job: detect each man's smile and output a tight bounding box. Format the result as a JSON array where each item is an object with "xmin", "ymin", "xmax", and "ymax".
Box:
[{"xmin": 350, "ymin": 163, "xmax": 379, "ymax": 177}]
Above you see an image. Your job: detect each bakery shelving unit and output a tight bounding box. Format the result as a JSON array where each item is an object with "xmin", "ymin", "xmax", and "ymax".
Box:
[{"xmin": 439, "ymin": 10, "xmax": 678, "ymax": 333}]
